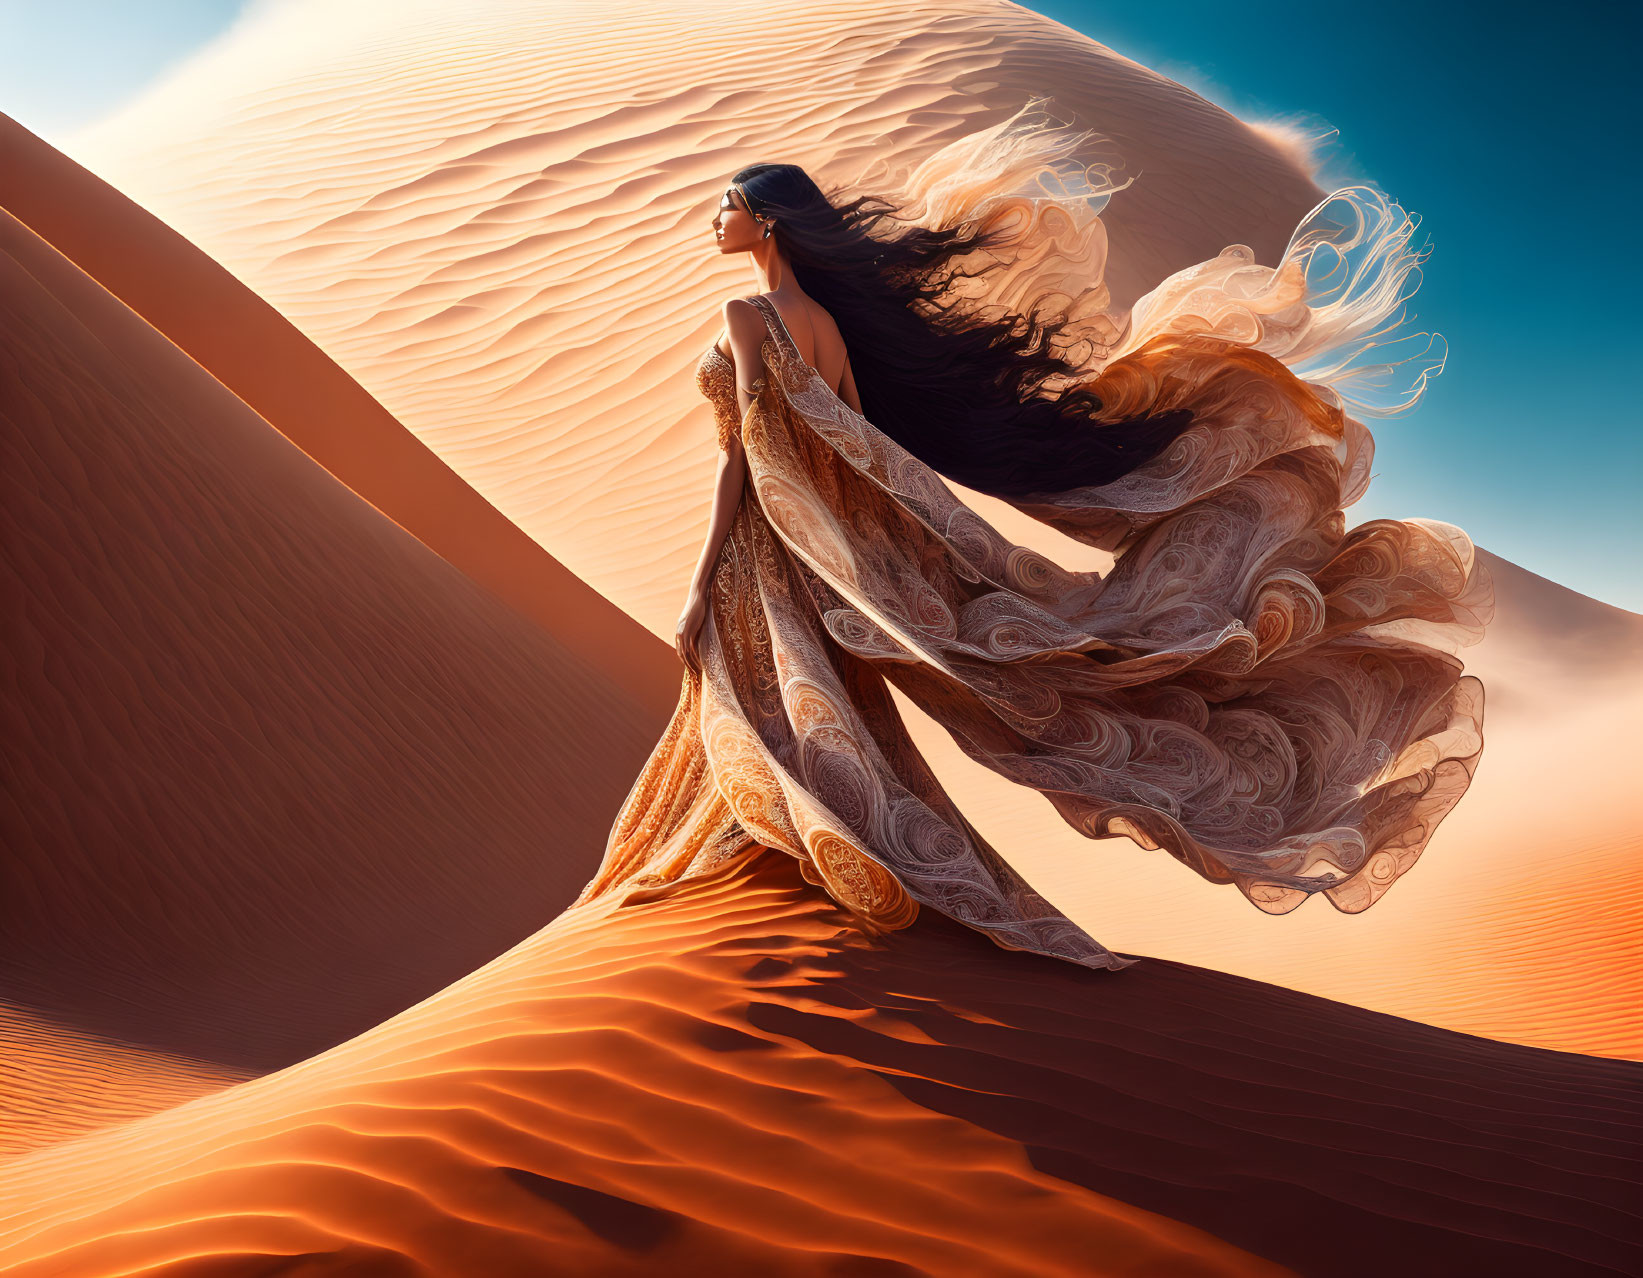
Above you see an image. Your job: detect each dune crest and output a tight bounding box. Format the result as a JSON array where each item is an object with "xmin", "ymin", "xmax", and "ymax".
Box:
[{"xmin": 0, "ymin": 111, "xmax": 679, "ymax": 722}]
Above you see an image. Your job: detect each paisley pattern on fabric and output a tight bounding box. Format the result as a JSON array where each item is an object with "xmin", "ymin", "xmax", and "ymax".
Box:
[
  {"xmin": 696, "ymin": 344, "xmax": 743, "ymax": 452},
  {"xmin": 572, "ymin": 186, "xmax": 1491, "ymax": 972}
]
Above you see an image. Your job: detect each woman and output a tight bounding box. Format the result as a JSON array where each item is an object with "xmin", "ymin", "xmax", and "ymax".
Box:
[{"xmin": 568, "ymin": 99, "xmax": 1492, "ymax": 971}]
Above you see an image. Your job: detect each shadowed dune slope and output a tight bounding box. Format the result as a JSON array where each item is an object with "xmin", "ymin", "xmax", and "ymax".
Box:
[
  {"xmin": 0, "ymin": 207, "xmax": 659, "ymax": 1132},
  {"xmin": 1, "ymin": 854, "xmax": 1636, "ymax": 1278},
  {"xmin": 0, "ymin": 113, "xmax": 679, "ymax": 722}
]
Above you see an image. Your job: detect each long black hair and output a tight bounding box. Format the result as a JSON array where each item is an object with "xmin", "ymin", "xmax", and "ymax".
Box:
[{"xmin": 729, "ymin": 107, "xmax": 1196, "ymax": 500}]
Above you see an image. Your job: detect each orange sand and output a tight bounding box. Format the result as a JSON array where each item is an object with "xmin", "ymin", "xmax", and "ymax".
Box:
[
  {"xmin": 0, "ymin": 204, "xmax": 663, "ymax": 1144},
  {"xmin": 3, "ymin": 4, "xmax": 1639, "ymax": 1272},
  {"xmin": 0, "ymin": 113, "xmax": 678, "ymax": 723},
  {"xmin": 3, "ymin": 855, "xmax": 1637, "ymax": 1277}
]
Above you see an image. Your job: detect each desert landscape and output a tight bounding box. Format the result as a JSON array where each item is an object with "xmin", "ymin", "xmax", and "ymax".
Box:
[{"xmin": 3, "ymin": 1, "xmax": 1638, "ymax": 1274}]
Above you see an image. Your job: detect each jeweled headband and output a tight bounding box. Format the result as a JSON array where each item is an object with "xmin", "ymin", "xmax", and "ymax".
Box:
[{"xmin": 729, "ymin": 180, "xmax": 773, "ymax": 234}]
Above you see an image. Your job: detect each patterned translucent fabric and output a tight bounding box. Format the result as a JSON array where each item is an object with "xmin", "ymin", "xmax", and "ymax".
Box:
[{"xmin": 570, "ymin": 186, "xmax": 1492, "ymax": 972}]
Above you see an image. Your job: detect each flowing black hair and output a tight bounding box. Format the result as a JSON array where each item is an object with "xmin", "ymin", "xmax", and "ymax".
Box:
[{"xmin": 728, "ymin": 131, "xmax": 1196, "ymax": 500}]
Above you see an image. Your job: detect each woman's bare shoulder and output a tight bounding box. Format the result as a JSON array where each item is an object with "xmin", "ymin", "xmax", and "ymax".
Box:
[
  {"xmin": 712, "ymin": 294, "xmax": 767, "ymax": 359},
  {"xmin": 712, "ymin": 294, "xmax": 849, "ymax": 392},
  {"xmin": 756, "ymin": 292, "xmax": 848, "ymax": 385},
  {"xmin": 799, "ymin": 298, "xmax": 849, "ymax": 388}
]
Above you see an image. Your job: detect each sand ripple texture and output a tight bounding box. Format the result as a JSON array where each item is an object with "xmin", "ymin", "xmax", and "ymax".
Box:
[
  {"xmin": 2, "ymin": 855, "xmax": 1638, "ymax": 1278},
  {"xmin": 55, "ymin": 0, "xmax": 1330, "ymax": 642}
]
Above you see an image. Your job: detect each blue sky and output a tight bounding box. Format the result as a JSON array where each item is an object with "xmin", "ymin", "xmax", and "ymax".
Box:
[{"xmin": 4, "ymin": 0, "xmax": 1638, "ymax": 610}]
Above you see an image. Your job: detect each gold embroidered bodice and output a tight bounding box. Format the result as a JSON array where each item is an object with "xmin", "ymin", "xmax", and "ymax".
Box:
[
  {"xmin": 695, "ymin": 345, "xmax": 741, "ymax": 450},
  {"xmin": 695, "ymin": 341, "xmax": 772, "ymax": 449}
]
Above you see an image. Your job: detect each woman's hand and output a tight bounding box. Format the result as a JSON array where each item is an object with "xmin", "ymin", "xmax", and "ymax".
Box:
[{"xmin": 675, "ymin": 587, "xmax": 708, "ymax": 675}]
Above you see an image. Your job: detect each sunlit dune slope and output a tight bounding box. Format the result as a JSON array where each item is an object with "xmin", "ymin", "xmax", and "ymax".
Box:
[
  {"xmin": 0, "ymin": 1008, "xmax": 251, "ymax": 1160},
  {"xmin": 57, "ymin": 0, "xmax": 1330, "ymax": 639},
  {"xmin": 2, "ymin": 854, "xmax": 1637, "ymax": 1278},
  {"xmin": 0, "ymin": 207, "xmax": 660, "ymax": 1146}
]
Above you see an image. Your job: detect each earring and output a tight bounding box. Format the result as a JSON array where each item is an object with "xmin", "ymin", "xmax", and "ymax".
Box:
[{"xmin": 763, "ymin": 221, "xmax": 773, "ymax": 239}]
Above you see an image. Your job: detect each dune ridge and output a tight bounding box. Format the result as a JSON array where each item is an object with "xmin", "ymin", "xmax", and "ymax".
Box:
[
  {"xmin": 0, "ymin": 1007, "xmax": 250, "ymax": 1159},
  {"xmin": 0, "ymin": 111, "xmax": 679, "ymax": 723}
]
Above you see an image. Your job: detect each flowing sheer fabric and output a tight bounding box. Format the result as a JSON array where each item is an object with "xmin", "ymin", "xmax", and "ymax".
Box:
[{"xmin": 569, "ymin": 174, "xmax": 1490, "ymax": 971}]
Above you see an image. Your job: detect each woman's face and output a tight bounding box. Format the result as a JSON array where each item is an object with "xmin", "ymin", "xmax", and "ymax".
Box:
[{"xmin": 712, "ymin": 185, "xmax": 763, "ymax": 253}]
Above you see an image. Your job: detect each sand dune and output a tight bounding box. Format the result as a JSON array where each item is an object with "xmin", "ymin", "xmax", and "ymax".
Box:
[
  {"xmin": 37, "ymin": 0, "xmax": 1642, "ymax": 1059},
  {"xmin": 5, "ymin": 5, "xmax": 1638, "ymax": 1269},
  {"xmin": 0, "ymin": 205, "xmax": 660, "ymax": 1147},
  {"xmin": 56, "ymin": 0, "xmax": 1329, "ymax": 641},
  {"xmin": 0, "ymin": 1007, "xmax": 250, "ymax": 1159},
  {"xmin": 3, "ymin": 854, "xmax": 1636, "ymax": 1277},
  {"xmin": 0, "ymin": 112, "xmax": 679, "ymax": 723}
]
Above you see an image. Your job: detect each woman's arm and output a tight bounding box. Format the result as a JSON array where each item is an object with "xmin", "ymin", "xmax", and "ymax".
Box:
[{"xmin": 686, "ymin": 436, "xmax": 746, "ymax": 596}]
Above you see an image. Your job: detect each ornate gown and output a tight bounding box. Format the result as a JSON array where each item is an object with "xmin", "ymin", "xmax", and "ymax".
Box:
[{"xmin": 568, "ymin": 185, "xmax": 1492, "ymax": 973}]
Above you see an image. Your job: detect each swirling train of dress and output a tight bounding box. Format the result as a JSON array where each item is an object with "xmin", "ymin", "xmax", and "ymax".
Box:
[{"xmin": 567, "ymin": 176, "xmax": 1491, "ymax": 972}]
